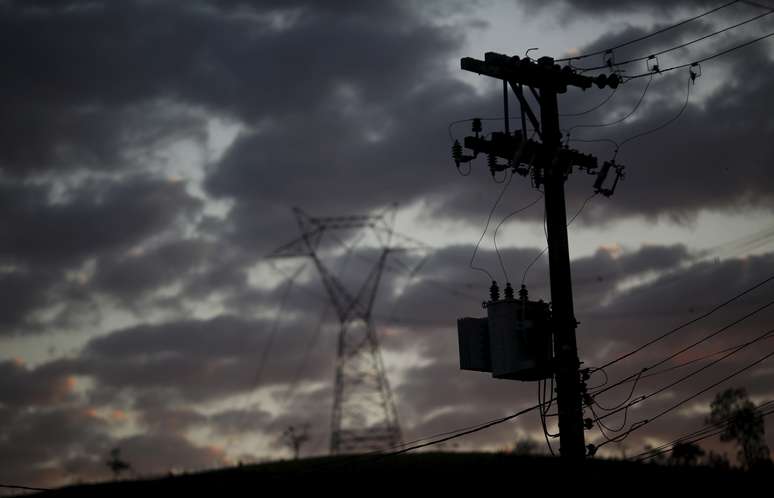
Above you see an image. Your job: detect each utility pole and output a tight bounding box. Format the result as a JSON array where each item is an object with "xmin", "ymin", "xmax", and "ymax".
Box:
[
  {"xmin": 455, "ymin": 53, "xmax": 623, "ymax": 460},
  {"xmin": 540, "ymin": 85, "xmax": 585, "ymax": 460}
]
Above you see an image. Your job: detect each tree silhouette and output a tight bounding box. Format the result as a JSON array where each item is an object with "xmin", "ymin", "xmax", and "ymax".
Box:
[
  {"xmin": 707, "ymin": 388, "xmax": 771, "ymax": 470},
  {"xmin": 282, "ymin": 425, "xmax": 310, "ymax": 460},
  {"xmin": 106, "ymin": 447, "xmax": 131, "ymax": 479},
  {"xmin": 512, "ymin": 437, "xmax": 539, "ymax": 456},
  {"xmin": 670, "ymin": 441, "xmax": 705, "ymax": 466}
]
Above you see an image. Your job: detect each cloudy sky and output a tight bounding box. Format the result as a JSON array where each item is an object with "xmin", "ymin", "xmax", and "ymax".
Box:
[{"xmin": 2, "ymin": 0, "xmax": 774, "ymax": 489}]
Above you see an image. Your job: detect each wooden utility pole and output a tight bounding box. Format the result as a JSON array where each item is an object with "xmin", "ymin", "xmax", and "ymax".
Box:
[
  {"xmin": 540, "ymin": 85, "xmax": 585, "ymax": 459},
  {"xmin": 457, "ymin": 53, "xmax": 622, "ymax": 460}
]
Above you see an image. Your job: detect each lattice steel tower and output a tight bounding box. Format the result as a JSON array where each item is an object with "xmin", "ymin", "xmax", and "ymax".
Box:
[{"xmin": 269, "ymin": 207, "xmax": 421, "ymax": 454}]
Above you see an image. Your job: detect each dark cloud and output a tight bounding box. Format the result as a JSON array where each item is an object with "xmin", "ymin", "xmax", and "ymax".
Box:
[
  {"xmin": 0, "ymin": 176, "xmax": 201, "ymax": 270},
  {"xmin": 2, "ymin": 0, "xmax": 774, "ymax": 488},
  {"xmin": 0, "ymin": 358, "xmax": 76, "ymax": 408},
  {"xmin": 93, "ymin": 239, "xmax": 212, "ymax": 304},
  {"xmin": 71, "ymin": 312, "xmax": 337, "ymax": 403},
  {"xmin": 522, "ymin": 0, "xmax": 745, "ymax": 17},
  {"xmin": 0, "ymin": 405, "xmax": 114, "ymax": 488},
  {"xmin": 0, "ymin": 175, "xmax": 202, "ymax": 334}
]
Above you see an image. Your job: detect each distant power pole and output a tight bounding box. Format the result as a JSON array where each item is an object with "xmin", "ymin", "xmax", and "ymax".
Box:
[
  {"xmin": 269, "ymin": 207, "xmax": 425, "ymax": 454},
  {"xmin": 456, "ymin": 53, "xmax": 623, "ymax": 460}
]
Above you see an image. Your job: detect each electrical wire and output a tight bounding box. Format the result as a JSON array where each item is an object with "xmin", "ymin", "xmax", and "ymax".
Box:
[
  {"xmin": 594, "ymin": 297, "xmax": 774, "ymax": 403},
  {"xmin": 623, "ymin": 27, "xmax": 774, "ymax": 79},
  {"xmin": 559, "ymin": 88, "xmax": 618, "ymax": 117},
  {"xmin": 493, "ymin": 194, "xmax": 544, "ymax": 284},
  {"xmin": 521, "ymin": 192, "xmax": 597, "ymax": 286},
  {"xmin": 595, "ymin": 329, "xmax": 774, "ymax": 389},
  {"xmin": 252, "ymin": 270, "xmax": 302, "ymax": 389},
  {"xmin": 538, "ymin": 378, "xmax": 557, "ymax": 455},
  {"xmin": 294, "ymin": 399, "xmax": 553, "ymax": 474},
  {"xmin": 744, "ymin": 0, "xmax": 774, "ymax": 10},
  {"xmin": 469, "ymin": 170, "xmax": 514, "ymax": 282},
  {"xmin": 587, "ymin": 366, "xmax": 609, "ymax": 390},
  {"xmin": 566, "ymin": 74, "xmax": 653, "ymax": 139},
  {"xmin": 575, "ymin": 7, "xmax": 774, "ymax": 72},
  {"xmin": 0, "ymin": 483, "xmax": 50, "ymax": 492},
  {"xmin": 639, "ymin": 399, "xmax": 774, "ymax": 457},
  {"xmin": 614, "ymin": 71, "xmax": 693, "ymax": 159},
  {"xmin": 632, "ymin": 400, "xmax": 774, "ymax": 461},
  {"xmin": 282, "ymin": 303, "xmax": 331, "ymax": 405},
  {"xmin": 596, "ymin": 346, "xmax": 774, "ymax": 449},
  {"xmin": 556, "ymin": 1, "xmax": 742, "ymax": 63},
  {"xmin": 596, "ymin": 326, "xmax": 774, "ymax": 428},
  {"xmin": 569, "ymin": 71, "xmax": 690, "ymax": 160},
  {"xmin": 375, "ymin": 402, "xmax": 544, "ymax": 458},
  {"xmin": 594, "ymin": 272, "xmax": 774, "ymax": 373},
  {"xmin": 636, "ymin": 407, "xmax": 774, "ymax": 462},
  {"xmin": 592, "ymin": 369, "xmax": 645, "ymax": 412}
]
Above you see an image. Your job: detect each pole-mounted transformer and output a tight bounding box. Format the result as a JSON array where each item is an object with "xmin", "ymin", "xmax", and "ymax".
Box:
[{"xmin": 458, "ymin": 282, "xmax": 552, "ymax": 381}]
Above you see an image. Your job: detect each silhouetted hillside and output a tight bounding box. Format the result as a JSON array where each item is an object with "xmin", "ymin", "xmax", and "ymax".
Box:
[{"xmin": 33, "ymin": 452, "xmax": 769, "ymax": 495}]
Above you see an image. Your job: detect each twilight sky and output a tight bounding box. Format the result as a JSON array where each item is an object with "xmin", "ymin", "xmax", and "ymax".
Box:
[{"xmin": 2, "ymin": 0, "xmax": 774, "ymax": 489}]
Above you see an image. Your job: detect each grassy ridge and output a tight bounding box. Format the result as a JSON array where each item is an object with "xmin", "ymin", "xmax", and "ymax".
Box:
[{"xmin": 34, "ymin": 452, "xmax": 764, "ymax": 495}]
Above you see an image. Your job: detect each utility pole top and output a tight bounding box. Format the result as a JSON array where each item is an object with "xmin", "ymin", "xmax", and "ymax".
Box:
[{"xmin": 461, "ymin": 52, "xmax": 621, "ymax": 93}]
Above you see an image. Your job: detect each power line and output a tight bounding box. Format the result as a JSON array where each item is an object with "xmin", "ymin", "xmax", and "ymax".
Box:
[
  {"xmin": 556, "ymin": 0, "xmax": 742, "ymax": 63},
  {"xmin": 595, "ymin": 326, "xmax": 774, "ymax": 423},
  {"xmin": 293, "ymin": 399, "xmax": 552, "ymax": 474},
  {"xmin": 559, "ymin": 88, "xmax": 618, "ymax": 117},
  {"xmin": 744, "ymin": 0, "xmax": 774, "ymax": 10},
  {"xmin": 251, "ymin": 268, "xmax": 302, "ymax": 389},
  {"xmin": 565, "ymin": 74, "xmax": 653, "ymax": 139},
  {"xmin": 575, "ymin": 7, "xmax": 774, "ymax": 72},
  {"xmin": 614, "ymin": 72, "xmax": 693, "ymax": 158},
  {"xmin": 594, "ymin": 296, "xmax": 774, "ymax": 400},
  {"xmin": 521, "ymin": 192, "xmax": 597, "ymax": 286},
  {"xmin": 470, "ymin": 170, "xmax": 514, "ymax": 282},
  {"xmin": 595, "ymin": 272, "xmax": 774, "ymax": 372},
  {"xmin": 595, "ymin": 346, "xmax": 774, "ymax": 450},
  {"xmin": 0, "ymin": 483, "xmax": 51, "ymax": 492},
  {"xmin": 632, "ymin": 400, "xmax": 774, "ymax": 461},
  {"xmin": 603, "ymin": 329, "xmax": 774, "ymax": 386},
  {"xmin": 493, "ymin": 194, "xmax": 543, "ymax": 284},
  {"xmin": 282, "ymin": 302, "xmax": 331, "ymax": 405},
  {"xmin": 376, "ymin": 402, "xmax": 544, "ymax": 458},
  {"xmin": 538, "ymin": 376, "xmax": 558, "ymax": 455},
  {"xmin": 624, "ymin": 27, "xmax": 774, "ymax": 79},
  {"xmin": 570, "ymin": 70, "xmax": 692, "ymax": 159}
]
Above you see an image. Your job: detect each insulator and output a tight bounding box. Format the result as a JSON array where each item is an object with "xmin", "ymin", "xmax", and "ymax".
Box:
[
  {"xmin": 689, "ymin": 62, "xmax": 701, "ymax": 84},
  {"xmin": 504, "ymin": 282, "xmax": 514, "ymax": 300},
  {"xmin": 594, "ymin": 73, "xmax": 607, "ymax": 89},
  {"xmin": 607, "ymin": 73, "xmax": 621, "ymax": 89},
  {"xmin": 519, "ymin": 284, "xmax": 528, "ymax": 302},
  {"xmin": 584, "ymin": 418, "xmax": 594, "ymax": 430},
  {"xmin": 587, "ymin": 444, "xmax": 598, "ymax": 457},
  {"xmin": 452, "ymin": 140, "xmax": 463, "ymax": 164},
  {"xmin": 471, "ymin": 118, "xmax": 482, "ymax": 134},
  {"xmin": 593, "ymin": 160, "xmax": 612, "ymax": 192},
  {"xmin": 647, "ymin": 54, "xmax": 660, "ymax": 73},
  {"xmin": 489, "ymin": 280, "xmax": 500, "ymax": 302},
  {"xmin": 603, "ymin": 49, "xmax": 614, "ymax": 68}
]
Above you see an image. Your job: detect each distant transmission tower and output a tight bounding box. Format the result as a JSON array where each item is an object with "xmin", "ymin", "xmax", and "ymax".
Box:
[{"xmin": 269, "ymin": 207, "xmax": 423, "ymax": 454}]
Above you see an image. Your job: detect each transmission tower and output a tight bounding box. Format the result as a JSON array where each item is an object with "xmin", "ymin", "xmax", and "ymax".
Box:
[{"xmin": 269, "ymin": 207, "xmax": 423, "ymax": 454}]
